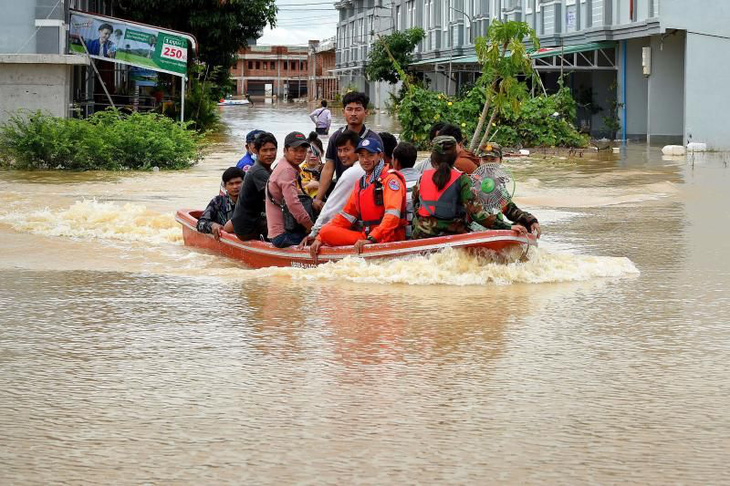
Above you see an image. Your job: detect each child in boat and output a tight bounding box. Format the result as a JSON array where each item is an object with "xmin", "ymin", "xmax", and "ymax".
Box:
[
  {"xmin": 411, "ymin": 136, "xmax": 527, "ymax": 239},
  {"xmin": 197, "ymin": 167, "xmax": 244, "ymax": 240},
  {"xmin": 479, "ymin": 142, "xmax": 542, "ymax": 238},
  {"xmin": 309, "ymin": 137, "xmax": 406, "ymax": 258},
  {"xmin": 299, "ymin": 132, "xmax": 324, "ymax": 198}
]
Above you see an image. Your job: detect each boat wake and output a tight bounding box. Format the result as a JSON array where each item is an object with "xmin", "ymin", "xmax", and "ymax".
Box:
[
  {"xmin": 0, "ymin": 199, "xmax": 181, "ymax": 245},
  {"xmin": 1, "ymin": 200, "xmax": 639, "ymax": 286},
  {"xmin": 258, "ymin": 247, "xmax": 640, "ymax": 286}
]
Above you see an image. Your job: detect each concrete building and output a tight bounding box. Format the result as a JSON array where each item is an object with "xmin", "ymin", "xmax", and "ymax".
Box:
[
  {"xmin": 231, "ymin": 46, "xmax": 310, "ymax": 100},
  {"xmin": 0, "ymin": 0, "xmax": 101, "ymax": 123},
  {"xmin": 334, "ymin": 0, "xmax": 397, "ymax": 108},
  {"xmin": 496, "ymin": 0, "xmax": 730, "ymax": 147},
  {"xmin": 308, "ymin": 38, "xmax": 339, "ymax": 101},
  {"xmin": 336, "ymin": 0, "xmax": 730, "ymax": 148}
]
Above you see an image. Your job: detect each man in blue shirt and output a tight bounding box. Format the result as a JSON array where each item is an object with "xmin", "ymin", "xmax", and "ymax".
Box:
[
  {"xmin": 236, "ymin": 129, "xmax": 265, "ymax": 172},
  {"xmin": 86, "ymin": 23, "xmax": 115, "ymax": 58}
]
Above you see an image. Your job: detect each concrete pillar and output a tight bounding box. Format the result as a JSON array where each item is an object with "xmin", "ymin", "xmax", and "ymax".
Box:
[
  {"xmin": 647, "ymin": 32, "xmax": 685, "ymax": 145},
  {"xmin": 684, "ymin": 31, "xmax": 730, "ymax": 150},
  {"xmin": 618, "ymin": 38, "xmax": 649, "ymax": 140}
]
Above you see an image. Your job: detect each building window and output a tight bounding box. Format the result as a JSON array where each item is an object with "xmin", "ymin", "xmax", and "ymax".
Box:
[
  {"xmin": 263, "ymin": 61, "xmax": 267, "ymax": 70},
  {"xmin": 255, "ymin": 61, "xmax": 260, "ymax": 69},
  {"xmin": 396, "ymin": 6, "xmax": 401, "ymax": 30},
  {"xmin": 248, "ymin": 61, "xmax": 253, "ymax": 70},
  {"xmin": 271, "ymin": 61, "xmax": 275, "ymax": 70},
  {"xmin": 408, "ymin": 1, "xmax": 415, "ymax": 29}
]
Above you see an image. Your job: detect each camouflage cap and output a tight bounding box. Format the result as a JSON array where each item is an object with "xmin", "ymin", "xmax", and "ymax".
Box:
[
  {"xmin": 480, "ymin": 142, "xmax": 503, "ymax": 159},
  {"xmin": 432, "ymin": 135, "xmax": 458, "ymax": 154}
]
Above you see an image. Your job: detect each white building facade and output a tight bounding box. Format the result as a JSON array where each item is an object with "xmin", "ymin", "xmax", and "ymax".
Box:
[{"xmin": 335, "ymin": 0, "xmax": 730, "ymax": 148}]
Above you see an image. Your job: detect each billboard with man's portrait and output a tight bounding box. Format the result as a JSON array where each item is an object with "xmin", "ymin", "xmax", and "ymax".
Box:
[{"xmin": 69, "ymin": 10, "xmax": 194, "ymax": 77}]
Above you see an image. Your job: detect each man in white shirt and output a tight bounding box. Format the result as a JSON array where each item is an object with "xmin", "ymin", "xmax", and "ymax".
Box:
[
  {"xmin": 309, "ymin": 100, "xmax": 332, "ymax": 135},
  {"xmin": 300, "ymin": 131, "xmax": 363, "ymax": 243}
]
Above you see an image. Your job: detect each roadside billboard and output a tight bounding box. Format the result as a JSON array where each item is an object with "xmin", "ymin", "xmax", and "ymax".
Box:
[{"xmin": 68, "ymin": 10, "xmax": 196, "ymax": 77}]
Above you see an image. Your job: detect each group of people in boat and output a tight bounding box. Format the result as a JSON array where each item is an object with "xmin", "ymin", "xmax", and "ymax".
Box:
[{"xmin": 196, "ymin": 91, "xmax": 541, "ymax": 258}]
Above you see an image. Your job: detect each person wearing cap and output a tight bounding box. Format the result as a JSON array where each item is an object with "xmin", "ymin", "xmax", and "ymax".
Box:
[
  {"xmin": 265, "ymin": 132, "xmax": 316, "ymax": 248},
  {"xmin": 477, "ymin": 141, "xmax": 542, "ymax": 238},
  {"xmin": 297, "ymin": 130, "xmax": 364, "ymax": 248},
  {"xmin": 310, "ymin": 137, "xmax": 406, "ymax": 258},
  {"xmin": 236, "ymin": 129, "xmax": 265, "ymax": 171},
  {"xmin": 313, "ymin": 92, "xmax": 383, "ymax": 213},
  {"xmin": 437, "ymin": 124, "xmax": 479, "ymax": 174},
  {"xmin": 411, "ymin": 135, "xmax": 527, "ymax": 239}
]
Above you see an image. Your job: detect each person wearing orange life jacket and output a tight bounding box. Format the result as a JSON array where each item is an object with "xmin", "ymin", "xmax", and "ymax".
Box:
[
  {"xmin": 411, "ymin": 135, "xmax": 528, "ymax": 239},
  {"xmin": 310, "ymin": 137, "xmax": 407, "ymax": 259}
]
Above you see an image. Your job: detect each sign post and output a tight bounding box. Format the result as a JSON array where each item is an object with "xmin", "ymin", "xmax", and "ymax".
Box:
[
  {"xmin": 68, "ymin": 10, "xmax": 196, "ymax": 122},
  {"xmin": 181, "ymin": 76, "xmax": 186, "ymax": 123}
]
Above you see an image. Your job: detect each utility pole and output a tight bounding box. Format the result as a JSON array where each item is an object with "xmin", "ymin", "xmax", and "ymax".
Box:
[{"xmin": 447, "ymin": 6, "xmax": 473, "ymax": 96}]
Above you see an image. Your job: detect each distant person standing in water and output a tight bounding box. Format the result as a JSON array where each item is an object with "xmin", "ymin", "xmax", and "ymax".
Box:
[{"xmin": 309, "ymin": 100, "xmax": 331, "ymax": 136}]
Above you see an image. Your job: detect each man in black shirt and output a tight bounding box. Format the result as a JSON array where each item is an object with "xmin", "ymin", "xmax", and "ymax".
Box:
[
  {"xmin": 228, "ymin": 132, "xmax": 278, "ymax": 241},
  {"xmin": 313, "ymin": 91, "xmax": 383, "ymax": 212},
  {"xmin": 198, "ymin": 167, "xmax": 244, "ymax": 240}
]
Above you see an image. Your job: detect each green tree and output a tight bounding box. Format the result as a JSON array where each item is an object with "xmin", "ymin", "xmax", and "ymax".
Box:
[
  {"xmin": 365, "ymin": 28, "xmax": 425, "ymax": 84},
  {"xmin": 468, "ymin": 21, "xmax": 539, "ymax": 152},
  {"xmin": 112, "ymin": 0, "xmax": 277, "ymax": 73}
]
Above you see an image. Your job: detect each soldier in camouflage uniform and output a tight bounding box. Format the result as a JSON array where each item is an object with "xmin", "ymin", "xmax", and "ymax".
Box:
[
  {"xmin": 411, "ymin": 136, "xmax": 528, "ymax": 239},
  {"xmin": 479, "ymin": 142, "xmax": 541, "ymax": 237}
]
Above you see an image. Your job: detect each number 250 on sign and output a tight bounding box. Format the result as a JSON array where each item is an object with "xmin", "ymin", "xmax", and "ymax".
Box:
[{"xmin": 161, "ymin": 44, "xmax": 187, "ymax": 62}]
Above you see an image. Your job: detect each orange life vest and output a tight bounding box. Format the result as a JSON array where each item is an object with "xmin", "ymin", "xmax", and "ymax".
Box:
[
  {"xmin": 417, "ymin": 168, "xmax": 463, "ymax": 219},
  {"xmin": 357, "ymin": 170, "xmax": 407, "ymax": 233}
]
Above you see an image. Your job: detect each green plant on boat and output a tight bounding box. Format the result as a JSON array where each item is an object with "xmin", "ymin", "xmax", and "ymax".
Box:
[{"xmin": 0, "ymin": 109, "xmax": 202, "ymax": 171}]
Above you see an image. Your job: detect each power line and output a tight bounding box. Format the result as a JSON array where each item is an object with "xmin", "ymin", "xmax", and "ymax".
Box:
[{"xmin": 277, "ymin": 1, "xmax": 334, "ymax": 3}]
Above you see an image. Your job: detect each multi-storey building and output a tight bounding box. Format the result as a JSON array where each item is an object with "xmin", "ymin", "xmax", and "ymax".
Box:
[
  {"xmin": 334, "ymin": 0, "xmax": 396, "ymax": 108},
  {"xmin": 308, "ymin": 38, "xmax": 339, "ymax": 101},
  {"xmin": 231, "ymin": 45, "xmax": 310, "ymax": 100},
  {"xmin": 336, "ymin": 0, "xmax": 730, "ymax": 148}
]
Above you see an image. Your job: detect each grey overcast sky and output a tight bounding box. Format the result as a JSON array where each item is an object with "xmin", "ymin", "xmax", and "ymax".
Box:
[{"xmin": 258, "ymin": 0, "xmax": 339, "ymax": 46}]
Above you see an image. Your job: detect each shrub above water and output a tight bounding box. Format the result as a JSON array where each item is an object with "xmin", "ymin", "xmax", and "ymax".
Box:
[{"xmin": 0, "ymin": 110, "xmax": 202, "ymax": 171}]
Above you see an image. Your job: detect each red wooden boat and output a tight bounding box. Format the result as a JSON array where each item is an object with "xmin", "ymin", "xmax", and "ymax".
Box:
[{"xmin": 175, "ymin": 209, "xmax": 537, "ymax": 269}]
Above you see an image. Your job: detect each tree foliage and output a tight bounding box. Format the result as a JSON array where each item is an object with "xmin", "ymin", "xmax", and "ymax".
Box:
[
  {"xmin": 469, "ymin": 20, "xmax": 539, "ymax": 151},
  {"xmin": 366, "ymin": 28, "xmax": 425, "ymax": 84},
  {"xmin": 392, "ymin": 21, "xmax": 588, "ymax": 149},
  {"xmin": 111, "ymin": 0, "xmax": 277, "ymax": 72}
]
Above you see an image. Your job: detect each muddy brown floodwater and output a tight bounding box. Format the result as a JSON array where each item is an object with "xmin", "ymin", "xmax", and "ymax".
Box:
[{"xmin": 1, "ymin": 103, "xmax": 729, "ymax": 484}]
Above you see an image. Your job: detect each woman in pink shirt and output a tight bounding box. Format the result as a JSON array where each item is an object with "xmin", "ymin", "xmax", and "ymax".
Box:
[{"xmin": 265, "ymin": 132, "xmax": 315, "ymax": 248}]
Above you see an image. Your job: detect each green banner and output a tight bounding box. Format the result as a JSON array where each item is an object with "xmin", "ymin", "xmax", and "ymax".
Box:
[{"xmin": 69, "ymin": 11, "xmax": 193, "ymax": 77}]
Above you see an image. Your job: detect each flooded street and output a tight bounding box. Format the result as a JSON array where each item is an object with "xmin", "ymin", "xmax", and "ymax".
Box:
[{"xmin": 1, "ymin": 103, "xmax": 729, "ymax": 484}]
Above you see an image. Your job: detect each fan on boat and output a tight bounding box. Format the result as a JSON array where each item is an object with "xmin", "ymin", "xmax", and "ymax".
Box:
[{"xmin": 469, "ymin": 163, "xmax": 515, "ymax": 214}]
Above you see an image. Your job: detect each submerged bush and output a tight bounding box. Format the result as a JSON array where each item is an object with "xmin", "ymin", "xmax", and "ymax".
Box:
[{"xmin": 0, "ymin": 110, "xmax": 202, "ymax": 170}]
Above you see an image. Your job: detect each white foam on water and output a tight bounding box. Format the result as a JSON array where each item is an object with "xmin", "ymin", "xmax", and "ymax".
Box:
[
  {"xmin": 0, "ymin": 199, "xmax": 181, "ymax": 245},
  {"xmin": 258, "ymin": 247, "xmax": 640, "ymax": 287}
]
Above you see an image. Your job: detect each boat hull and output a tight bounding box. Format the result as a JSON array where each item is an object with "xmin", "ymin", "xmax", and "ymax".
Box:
[{"xmin": 175, "ymin": 209, "xmax": 537, "ymax": 269}]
